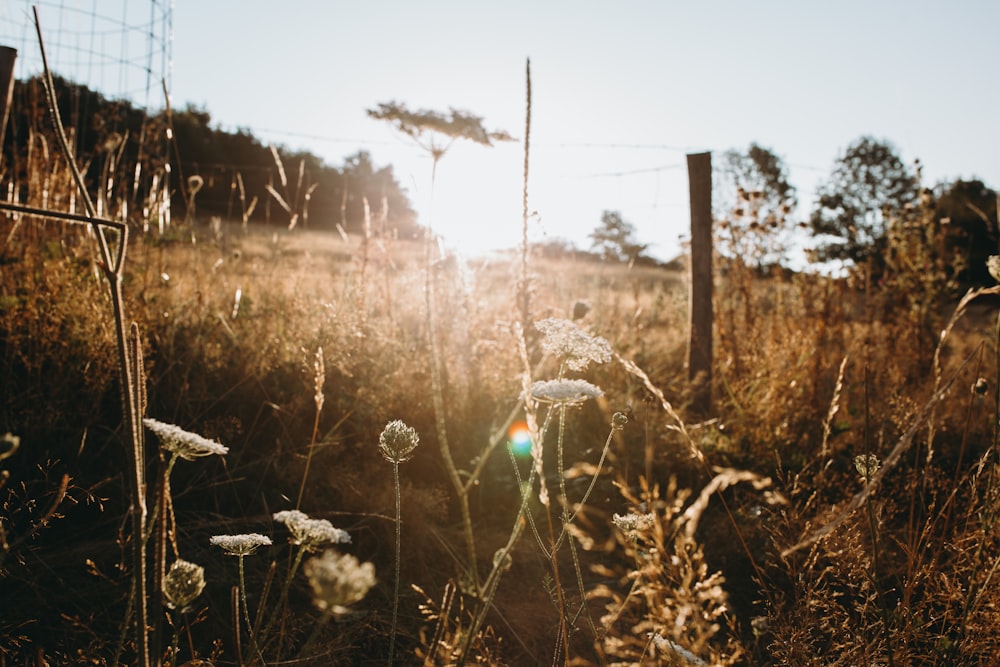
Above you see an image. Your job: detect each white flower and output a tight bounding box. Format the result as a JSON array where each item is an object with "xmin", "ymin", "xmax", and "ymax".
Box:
[
  {"xmin": 535, "ymin": 318, "xmax": 612, "ymax": 371},
  {"xmin": 988, "ymin": 255, "xmax": 1000, "ymax": 283},
  {"xmin": 162, "ymin": 559, "xmax": 206, "ymax": 610},
  {"xmin": 530, "ymin": 379, "xmax": 604, "ymax": 405},
  {"xmin": 143, "ymin": 418, "xmax": 229, "ymax": 461},
  {"xmin": 274, "ymin": 510, "xmax": 351, "ymax": 550},
  {"xmin": 304, "ymin": 549, "xmax": 376, "ymax": 614},
  {"xmin": 378, "ymin": 420, "xmax": 420, "ymax": 463},
  {"xmin": 210, "ymin": 533, "xmax": 272, "ymax": 556}
]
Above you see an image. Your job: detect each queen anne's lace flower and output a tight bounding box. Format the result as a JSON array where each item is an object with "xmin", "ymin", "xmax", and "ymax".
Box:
[
  {"xmin": 530, "ymin": 379, "xmax": 604, "ymax": 405},
  {"xmin": 987, "ymin": 255, "xmax": 1000, "ymax": 283},
  {"xmin": 143, "ymin": 418, "xmax": 229, "ymax": 461},
  {"xmin": 210, "ymin": 533, "xmax": 272, "ymax": 556},
  {"xmin": 535, "ymin": 318, "xmax": 612, "ymax": 371},
  {"xmin": 378, "ymin": 420, "xmax": 420, "ymax": 463},
  {"xmin": 304, "ymin": 549, "xmax": 376, "ymax": 614},
  {"xmin": 162, "ymin": 559, "xmax": 206, "ymax": 610},
  {"xmin": 273, "ymin": 510, "xmax": 351, "ymax": 549}
]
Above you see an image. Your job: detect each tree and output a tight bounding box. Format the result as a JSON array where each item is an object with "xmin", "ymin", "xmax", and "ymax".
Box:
[
  {"xmin": 714, "ymin": 143, "xmax": 797, "ymax": 268},
  {"xmin": 589, "ymin": 210, "xmax": 648, "ymax": 263},
  {"xmin": 932, "ymin": 179, "xmax": 998, "ymax": 285},
  {"xmin": 808, "ymin": 136, "xmax": 919, "ymax": 269},
  {"xmin": 366, "ymin": 101, "xmax": 512, "ymax": 179}
]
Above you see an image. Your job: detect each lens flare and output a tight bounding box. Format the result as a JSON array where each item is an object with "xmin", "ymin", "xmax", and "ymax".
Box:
[{"xmin": 508, "ymin": 421, "xmax": 533, "ymax": 458}]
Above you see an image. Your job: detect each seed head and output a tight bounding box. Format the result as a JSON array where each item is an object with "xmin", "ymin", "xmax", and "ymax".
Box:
[
  {"xmin": 162, "ymin": 559, "xmax": 205, "ymax": 611},
  {"xmin": 854, "ymin": 454, "xmax": 881, "ymax": 483},
  {"xmin": 378, "ymin": 420, "xmax": 420, "ymax": 463},
  {"xmin": 611, "ymin": 411, "xmax": 629, "ymax": 431},
  {"xmin": 304, "ymin": 549, "xmax": 376, "ymax": 615},
  {"xmin": 143, "ymin": 418, "xmax": 229, "ymax": 461},
  {"xmin": 210, "ymin": 533, "xmax": 272, "ymax": 556},
  {"xmin": 612, "ymin": 511, "xmax": 657, "ymax": 535}
]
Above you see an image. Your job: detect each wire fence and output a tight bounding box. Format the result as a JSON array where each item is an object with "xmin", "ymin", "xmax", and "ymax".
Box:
[{"xmin": 0, "ymin": 0, "xmax": 172, "ymax": 109}]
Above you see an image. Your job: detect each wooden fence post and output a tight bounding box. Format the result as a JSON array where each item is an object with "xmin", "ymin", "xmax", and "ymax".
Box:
[
  {"xmin": 0, "ymin": 47, "xmax": 17, "ymax": 170},
  {"xmin": 687, "ymin": 152, "xmax": 713, "ymax": 414}
]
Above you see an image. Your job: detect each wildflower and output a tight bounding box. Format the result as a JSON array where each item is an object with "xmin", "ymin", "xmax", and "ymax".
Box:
[
  {"xmin": 613, "ymin": 511, "xmax": 657, "ymax": 535},
  {"xmin": 143, "ymin": 418, "xmax": 229, "ymax": 461},
  {"xmin": 378, "ymin": 420, "xmax": 420, "ymax": 463},
  {"xmin": 988, "ymin": 255, "xmax": 1000, "ymax": 283},
  {"xmin": 854, "ymin": 454, "xmax": 881, "ymax": 483},
  {"xmin": 304, "ymin": 549, "xmax": 376, "ymax": 615},
  {"xmin": 535, "ymin": 318, "xmax": 612, "ymax": 371},
  {"xmin": 162, "ymin": 559, "xmax": 206, "ymax": 610},
  {"xmin": 530, "ymin": 379, "xmax": 604, "ymax": 405},
  {"xmin": 210, "ymin": 533, "xmax": 272, "ymax": 556},
  {"xmin": 273, "ymin": 510, "xmax": 351, "ymax": 550}
]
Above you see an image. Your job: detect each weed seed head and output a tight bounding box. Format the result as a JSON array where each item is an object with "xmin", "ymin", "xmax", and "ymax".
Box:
[
  {"xmin": 378, "ymin": 420, "xmax": 420, "ymax": 463},
  {"xmin": 611, "ymin": 411, "xmax": 629, "ymax": 430},
  {"xmin": 649, "ymin": 633, "xmax": 707, "ymax": 665},
  {"xmin": 162, "ymin": 559, "xmax": 206, "ymax": 611},
  {"xmin": 613, "ymin": 511, "xmax": 656, "ymax": 537},
  {"xmin": 973, "ymin": 377, "xmax": 989, "ymax": 396},
  {"xmin": 274, "ymin": 510, "xmax": 351, "ymax": 550},
  {"xmin": 209, "ymin": 533, "xmax": 272, "ymax": 556},
  {"xmin": 143, "ymin": 418, "xmax": 229, "ymax": 461},
  {"xmin": 853, "ymin": 454, "xmax": 881, "ymax": 483},
  {"xmin": 530, "ymin": 379, "xmax": 604, "ymax": 405},
  {"xmin": 535, "ymin": 318, "xmax": 612, "ymax": 371},
  {"xmin": 304, "ymin": 549, "xmax": 376, "ymax": 615}
]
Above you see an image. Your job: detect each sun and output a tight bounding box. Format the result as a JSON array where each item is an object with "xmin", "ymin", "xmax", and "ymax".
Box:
[{"xmin": 409, "ymin": 141, "xmax": 526, "ymax": 258}]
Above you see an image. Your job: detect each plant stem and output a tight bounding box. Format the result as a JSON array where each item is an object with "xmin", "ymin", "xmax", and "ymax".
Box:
[{"xmin": 388, "ymin": 461, "xmax": 402, "ymax": 666}]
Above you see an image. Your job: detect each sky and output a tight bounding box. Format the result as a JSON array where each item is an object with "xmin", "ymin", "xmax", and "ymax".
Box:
[{"xmin": 3, "ymin": 1, "xmax": 1000, "ymax": 262}]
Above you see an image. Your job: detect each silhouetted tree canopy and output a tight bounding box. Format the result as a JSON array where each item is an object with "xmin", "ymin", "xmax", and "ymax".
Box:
[
  {"xmin": 589, "ymin": 210, "xmax": 648, "ymax": 263},
  {"xmin": 367, "ymin": 101, "xmax": 513, "ymax": 163},
  {"xmin": 809, "ymin": 136, "xmax": 919, "ymax": 270},
  {"xmin": 715, "ymin": 143, "xmax": 798, "ymax": 268},
  {"xmin": 932, "ymin": 179, "xmax": 999, "ymax": 285}
]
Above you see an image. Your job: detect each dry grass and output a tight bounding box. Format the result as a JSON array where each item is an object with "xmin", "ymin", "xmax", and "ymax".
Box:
[{"xmin": 3, "ymin": 87, "xmax": 1000, "ymax": 666}]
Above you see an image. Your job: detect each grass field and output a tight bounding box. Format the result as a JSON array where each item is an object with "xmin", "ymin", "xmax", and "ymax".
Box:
[{"xmin": 3, "ymin": 205, "xmax": 1000, "ymax": 666}]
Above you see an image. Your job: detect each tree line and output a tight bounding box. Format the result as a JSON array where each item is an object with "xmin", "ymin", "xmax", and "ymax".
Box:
[
  {"xmin": 1, "ymin": 75, "xmax": 419, "ymax": 238},
  {"xmin": 593, "ymin": 138, "xmax": 998, "ymax": 288}
]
